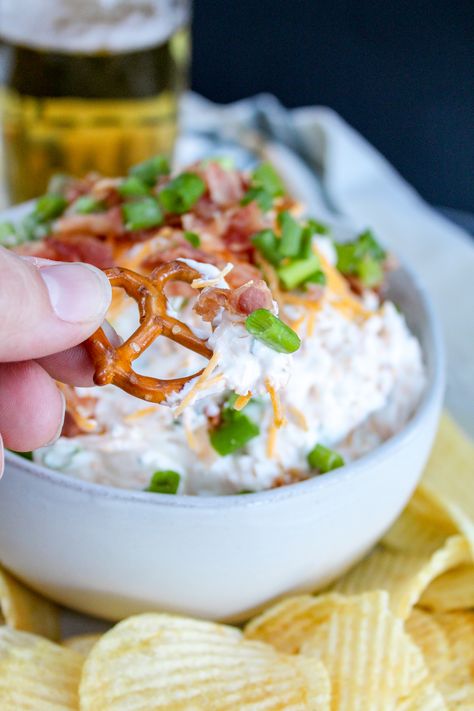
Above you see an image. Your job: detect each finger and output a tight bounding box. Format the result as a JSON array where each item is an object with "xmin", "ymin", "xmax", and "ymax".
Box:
[
  {"xmin": 37, "ymin": 321, "xmax": 122, "ymax": 386},
  {"xmin": 0, "ymin": 247, "xmax": 111, "ymax": 362},
  {"xmin": 0, "ymin": 361, "xmax": 65, "ymax": 451},
  {"xmin": 37, "ymin": 344, "xmax": 95, "ymax": 386}
]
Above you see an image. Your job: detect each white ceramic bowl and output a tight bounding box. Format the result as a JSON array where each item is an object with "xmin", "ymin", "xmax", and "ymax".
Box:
[{"xmin": 0, "ymin": 260, "xmax": 444, "ymax": 622}]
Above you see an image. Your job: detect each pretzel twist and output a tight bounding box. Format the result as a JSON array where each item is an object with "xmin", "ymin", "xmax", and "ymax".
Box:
[{"xmin": 85, "ymin": 262, "xmax": 213, "ymax": 404}]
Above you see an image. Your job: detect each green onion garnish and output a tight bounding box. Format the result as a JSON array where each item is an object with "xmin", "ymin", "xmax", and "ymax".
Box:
[
  {"xmin": 122, "ymin": 197, "xmax": 163, "ymax": 231},
  {"xmin": 356, "ymin": 256, "xmax": 384, "ymax": 287},
  {"xmin": 159, "ymin": 173, "xmax": 206, "ymax": 214},
  {"xmin": 130, "ymin": 155, "xmax": 170, "ymax": 186},
  {"xmin": 200, "ymin": 156, "xmax": 234, "ymax": 170},
  {"xmin": 209, "ymin": 409, "xmax": 260, "ymax": 456},
  {"xmin": 19, "ymin": 213, "xmax": 52, "ymax": 241},
  {"xmin": 251, "ymin": 229, "xmax": 280, "ymax": 265},
  {"xmin": 145, "ymin": 470, "xmax": 180, "ymax": 494},
  {"xmin": 245, "ymin": 309, "xmax": 301, "ymax": 353},
  {"xmin": 34, "ymin": 194, "xmax": 68, "ymax": 221},
  {"xmin": 303, "ymin": 270, "xmax": 327, "ymax": 287},
  {"xmin": 278, "ymin": 211, "xmax": 304, "ymax": 257},
  {"xmin": 306, "ymin": 218, "xmax": 329, "ymax": 235},
  {"xmin": 0, "ymin": 222, "xmax": 18, "ymax": 247},
  {"xmin": 184, "ymin": 231, "xmax": 201, "ymax": 247},
  {"xmin": 72, "ymin": 196, "xmax": 105, "ymax": 214},
  {"xmin": 307, "ymin": 444, "xmax": 345, "ymax": 473},
  {"xmin": 252, "ymin": 163, "xmax": 285, "ymax": 197},
  {"xmin": 336, "ymin": 229, "xmax": 386, "ymax": 287},
  {"xmin": 277, "ymin": 254, "xmax": 322, "ymax": 290},
  {"xmin": 241, "ymin": 187, "xmax": 274, "ymax": 212},
  {"xmin": 241, "ymin": 162, "xmax": 285, "ymax": 212},
  {"xmin": 118, "ymin": 176, "xmax": 150, "ymax": 198}
]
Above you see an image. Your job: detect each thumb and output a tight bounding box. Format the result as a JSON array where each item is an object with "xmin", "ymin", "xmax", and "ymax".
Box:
[{"xmin": 0, "ymin": 248, "xmax": 111, "ymax": 362}]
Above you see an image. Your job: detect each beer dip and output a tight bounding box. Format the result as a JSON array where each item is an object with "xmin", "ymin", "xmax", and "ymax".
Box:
[{"xmin": 6, "ymin": 158, "xmax": 425, "ymax": 495}]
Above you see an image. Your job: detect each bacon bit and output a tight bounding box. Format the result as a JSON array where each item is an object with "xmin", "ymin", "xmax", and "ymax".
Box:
[
  {"xmin": 202, "ymin": 162, "xmax": 244, "ymax": 206},
  {"xmin": 123, "ymin": 406, "xmax": 157, "ymax": 423},
  {"xmin": 195, "ymin": 279, "xmax": 273, "ymax": 322},
  {"xmin": 287, "ymin": 404, "xmax": 309, "ymax": 431},
  {"xmin": 234, "ymin": 392, "xmax": 252, "ymax": 411},
  {"xmin": 42, "ymin": 235, "xmax": 115, "ymax": 269},
  {"xmin": 225, "ymin": 261, "xmax": 261, "ymax": 288},
  {"xmin": 142, "ymin": 243, "xmax": 221, "ymax": 271},
  {"xmin": 56, "ymin": 207, "xmax": 124, "ymax": 239},
  {"xmin": 265, "ymin": 379, "xmax": 286, "ymax": 429},
  {"xmin": 223, "ymin": 203, "xmax": 267, "ymax": 255}
]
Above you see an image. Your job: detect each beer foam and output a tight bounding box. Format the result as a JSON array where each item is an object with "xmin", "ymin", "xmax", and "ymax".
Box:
[{"xmin": 0, "ymin": 0, "xmax": 189, "ymax": 54}]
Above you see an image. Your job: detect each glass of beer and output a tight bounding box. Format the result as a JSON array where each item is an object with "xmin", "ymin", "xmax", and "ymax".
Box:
[{"xmin": 0, "ymin": 0, "xmax": 191, "ymax": 204}]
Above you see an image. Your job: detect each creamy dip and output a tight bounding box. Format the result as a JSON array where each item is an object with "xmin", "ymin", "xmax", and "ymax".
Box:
[{"xmin": 35, "ymin": 275, "xmax": 425, "ymax": 494}]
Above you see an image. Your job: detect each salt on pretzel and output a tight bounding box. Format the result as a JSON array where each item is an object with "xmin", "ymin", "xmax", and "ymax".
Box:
[{"xmin": 85, "ymin": 262, "xmax": 213, "ymax": 404}]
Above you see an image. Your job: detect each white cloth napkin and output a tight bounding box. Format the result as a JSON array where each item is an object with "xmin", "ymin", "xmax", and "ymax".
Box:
[{"xmin": 181, "ymin": 93, "xmax": 474, "ymax": 436}]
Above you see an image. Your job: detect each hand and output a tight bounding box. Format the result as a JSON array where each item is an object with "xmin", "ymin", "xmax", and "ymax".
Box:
[{"xmin": 0, "ymin": 247, "xmax": 111, "ymax": 475}]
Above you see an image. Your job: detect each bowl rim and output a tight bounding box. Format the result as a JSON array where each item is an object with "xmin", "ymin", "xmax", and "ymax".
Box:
[{"xmin": 4, "ymin": 257, "xmax": 445, "ymax": 510}]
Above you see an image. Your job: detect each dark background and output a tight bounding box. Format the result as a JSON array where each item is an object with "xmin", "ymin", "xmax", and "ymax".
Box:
[{"xmin": 192, "ymin": 0, "xmax": 474, "ymax": 212}]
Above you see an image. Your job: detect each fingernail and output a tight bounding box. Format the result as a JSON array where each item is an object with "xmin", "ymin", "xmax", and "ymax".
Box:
[
  {"xmin": 40, "ymin": 263, "xmax": 111, "ymax": 324},
  {"xmin": 44, "ymin": 390, "xmax": 66, "ymax": 446}
]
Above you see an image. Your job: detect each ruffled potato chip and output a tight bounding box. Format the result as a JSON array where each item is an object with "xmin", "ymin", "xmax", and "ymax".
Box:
[
  {"xmin": 432, "ymin": 611, "xmax": 474, "ymax": 707},
  {"xmin": 63, "ymin": 634, "xmax": 102, "ymax": 657},
  {"xmin": 421, "ymin": 414, "xmax": 474, "ymax": 529},
  {"xmin": 0, "ymin": 626, "xmax": 82, "ymax": 710},
  {"xmin": 79, "ymin": 613, "xmax": 331, "ymax": 710},
  {"xmin": 382, "ymin": 487, "xmax": 458, "ymax": 556},
  {"xmin": 329, "ymin": 536, "xmax": 470, "ymax": 619},
  {"xmin": 0, "ymin": 565, "xmax": 59, "ymax": 640},
  {"xmin": 419, "ymin": 564, "xmax": 474, "ymax": 612},
  {"xmin": 405, "ymin": 609, "xmax": 450, "ymax": 683},
  {"xmin": 247, "ymin": 591, "xmax": 444, "ymax": 711}
]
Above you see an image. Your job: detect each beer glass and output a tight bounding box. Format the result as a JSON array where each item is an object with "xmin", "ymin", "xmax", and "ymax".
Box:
[{"xmin": 0, "ymin": 0, "xmax": 191, "ymax": 204}]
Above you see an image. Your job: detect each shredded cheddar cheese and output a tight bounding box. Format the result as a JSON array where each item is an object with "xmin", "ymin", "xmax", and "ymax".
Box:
[
  {"xmin": 266, "ymin": 421, "xmax": 278, "ymax": 459},
  {"xmin": 288, "ymin": 404, "xmax": 309, "ymax": 431},
  {"xmin": 123, "ymin": 406, "xmax": 156, "ymax": 423},
  {"xmin": 173, "ymin": 352, "xmax": 220, "ymax": 417},
  {"xmin": 265, "ymin": 380, "xmax": 286, "ymax": 429},
  {"xmin": 234, "ymin": 392, "xmax": 252, "ymax": 411},
  {"xmin": 191, "ymin": 262, "xmax": 233, "ymax": 290}
]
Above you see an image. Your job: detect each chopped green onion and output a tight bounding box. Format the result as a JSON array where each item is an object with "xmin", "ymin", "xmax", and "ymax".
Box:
[
  {"xmin": 303, "ymin": 270, "xmax": 327, "ymax": 287},
  {"xmin": 159, "ymin": 173, "xmax": 206, "ymax": 214},
  {"xmin": 237, "ymin": 489, "xmax": 254, "ymax": 494},
  {"xmin": 145, "ymin": 470, "xmax": 180, "ymax": 494},
  {"xmin": 34, "ymin": 194, "xmax": 68, "ymax": 221},
  {"xmin": 0, "ymin": 222, "xmax": 18, "ymax": 247},
  {"xmin": 241, "ymin": 186, "xmax": 274, "ymax": 212},
  {"xmin": 118, "ymin": 176, "xmax": 150, "ymax": 198},
  {"xmin": 307, "ymin": 218, "xmax": 329, "ymax": 235},
  {"xmin": 252, "ymin": 229, "xmax": 280, "ymax": 265},
  {"xmin": 245, "ymin": 308, "xmax": 301, "ymax": 354},
  {"xmin": 336, "ymin": 229, "xmax": 386, "ymax": 285},
  {"xmin": 210, "ymin": 409, "xmax": 260, "ymax": 456},
  {"xmin": 72, "ymin": 196, "xmax": 105, "ymax": 214},
  {"xmin": 356, "ymin": 256, "xmax": 384, "ymax": 287},
  {"xmin": 184, "ymin": 231, "xmax": 201, "ymax": 247},
  {"xmin": 277, "ymin": 254, "xmax": 321, "ymax": 290},
  {"xmin": 307, "ymin": 444, "xmax": 345, "ymax": 473},
  {"xmin": 9, "ymin": 450, "xmax": 33, "ymax": 461},
  {"xmin": 122, "ymin": 197, "xmax": 163, "ymax": 231},
  {"xmin": 278, "ymin": 211, "xmax": 304, "ymax": 257},
  {"xmin": 252, "ymin": 163, "xmax": 285, "ymax": 198},
  {"xmin": 130, "ymin": 155, "xmax": 170, "ymax": 186}
]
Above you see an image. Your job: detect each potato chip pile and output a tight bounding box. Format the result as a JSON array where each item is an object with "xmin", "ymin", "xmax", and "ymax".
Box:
[{"xmin": 0, "ymin": 414, "xmax": 472, "ymax": 710}]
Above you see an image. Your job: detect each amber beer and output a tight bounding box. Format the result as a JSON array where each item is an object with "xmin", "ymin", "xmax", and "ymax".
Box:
[{"xmin": 0, "ymin": 1, "xmax": 190, "ymax": 203}]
